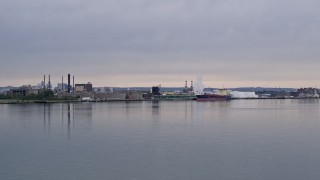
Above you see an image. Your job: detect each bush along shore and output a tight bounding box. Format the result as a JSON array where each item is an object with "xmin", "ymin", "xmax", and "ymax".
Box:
[{"xmin": 0, "ymin": 90, "xmax": 80, "ymax": 104}]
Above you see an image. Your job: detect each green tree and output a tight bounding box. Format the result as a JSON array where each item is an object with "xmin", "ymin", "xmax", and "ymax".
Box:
[{"xmin": 37, "ymin": 90, "xmax": 54, "ymax": 100}]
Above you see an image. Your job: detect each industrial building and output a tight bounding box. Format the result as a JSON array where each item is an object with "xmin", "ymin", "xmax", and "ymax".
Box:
[
  {"xmin": 75, "ymin": 83, "xmax": 93, "ymax": 93},
  {"xmin": 56, "ymin": 83, "xmax": 69, "ymax": 91},
  {"xmin": 94, "ymin": 91, "xmax": 146, "ymax": 101},
  {"xmin": 296, "ymin": 87, "xmax": 319, "ymax": 98},
  {"xmin": 9, "ymin": 85, "xmax": 40, "ymax": 97}
]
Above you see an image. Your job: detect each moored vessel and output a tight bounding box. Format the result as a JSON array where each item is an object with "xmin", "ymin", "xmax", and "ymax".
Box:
[
  {"xmin": 196, "ymin": 88, "xmax": 231, "ymax": 101},
  {"xmin": 196, "ymin": 94, "xmax": 231, "ymax": 101}
]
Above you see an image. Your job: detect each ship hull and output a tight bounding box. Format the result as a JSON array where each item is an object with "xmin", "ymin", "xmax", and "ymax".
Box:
[{"xmin": 196, "ymin": 94, "xmax": 231, "ymax": 101}]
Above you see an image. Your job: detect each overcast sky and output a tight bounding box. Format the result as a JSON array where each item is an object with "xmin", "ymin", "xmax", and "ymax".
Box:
[{"xmin": 1, "ymin": 0, "xmax": 320, "ymax": 88}]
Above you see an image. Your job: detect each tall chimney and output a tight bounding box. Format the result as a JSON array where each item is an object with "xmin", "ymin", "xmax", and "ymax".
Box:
[
  {"xmin": 185, "ymin": 81, "xmax": 188, "ymax": 88},
  {"xmin": 48, "ymin": 74, "xmax": 51, "ymax": 90},
  {"xmin": 68, "ymin": 74, "xmax": 71, "ymax": 93},
  {"xmin": 62, "ymin": 76, "xmax": 64, "ymax": 90},
  {"xmin": 73, "ymin": 76, "xmax": 75, "ymax": 93},
  {"xmin": 44, "ymin": 75, "xmax": 46, "ymax": 90},
  {"xmin": 191, "ymin": 81, "xmax": 194, "ymax": 91}
]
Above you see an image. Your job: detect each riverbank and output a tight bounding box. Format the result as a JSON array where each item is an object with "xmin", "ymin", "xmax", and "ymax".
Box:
[
  {"xmin": 0, "ymin": 99, "xmax": 81, "ymax": 104},
  {"xmin": 1, "ymin": 97, "xmax": 319, "ymax": 104}
]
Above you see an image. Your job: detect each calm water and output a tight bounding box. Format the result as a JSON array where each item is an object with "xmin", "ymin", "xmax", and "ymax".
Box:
[{"xmin": 1, "ymin": 100, "xmax": 320, "ymax": 180}]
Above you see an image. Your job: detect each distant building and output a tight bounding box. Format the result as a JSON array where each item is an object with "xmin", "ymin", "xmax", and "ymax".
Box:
[
  {"xmin": 258, "ymin": 94, "xmax": 271, "ymax": 98},
  {"xmin": 37, "ymin": 82, "xmax": 43, "ymax": 89},
  {"xmin": 152, "ymin": 86, "xmax": 160, "ymax": 95},
  {"xmin": 231, "ymin": 91, "xmax": 258, "ymax": 98},
  {"xmin": 93, "ymin": 87, "xmax": 113, "ymax": 93},
  {"xmin": 9, "ymin": 85, "xmax": 40, "ymax": 97},
  {"xmin": 56, "ymin": 83, "xmax": 69, "ymax": 91},
  {"xmin": 296, "ymin": 87, "xmax": 319, "ymax": 98},
  {"xmin": 75, "ymin": 83, "xmax": 93, "ymax": 93},
  {"xmin": 0, "ymin": 87, "xmax": 11, "ymax": 94},
  {"xmin": 94, "ymin": 90, "xmax": 146, "ymax": 101}
]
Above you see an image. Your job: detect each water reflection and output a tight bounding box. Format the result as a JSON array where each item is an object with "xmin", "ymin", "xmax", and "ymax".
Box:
[
  {"xmin": 151, "ymin": 101, "xmax": 160, "ymax": 118},
  {"xmin": 43, "ymin": 103, "xmax": 51, "ymax": 134},
  {"xmin": 297, "ymin": 98, "xmax": 320, "ymax": 105},
  {"xmin": 42, "ymin": 103, "xmax": 93, "ymax": 139},
  {"xmin": 66, "ymin": 103, "xmax": 74, "ymax": 138},
  {"xmin": 2, "ymin": 100, "xmax": 320, "ymax": 180},
  {"xmin": 72, "ymin": 103, "xmax": 93, "ymax": 129},
  {"xmin": 183, "ymin": 101, "xmax": 195, "ymax": 125}
]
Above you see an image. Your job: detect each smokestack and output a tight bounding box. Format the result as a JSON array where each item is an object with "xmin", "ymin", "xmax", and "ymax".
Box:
[
  {"xmin": 62, "ymin": 76, "xmax": 64, "ymax": 90},
  {"xmin": 68, "ymin": 74, "xmax": 71, "ymax": 93},
  {"xmin": 44, "ymin": 75, "xmax": 46, "ymax": 90},
  {"xmin": 185, "ymin": 81, "xmax": 188, "ymax": 88},
  {"xmin": 191, "ymin": 81, "xmax": 194, "ymax": 91},
  {"xmin": 73, "ymin": 76, "xmax": 75, "ymax": 93},
  {"xmin": 48, "ymin": 74, "xmax": 51, "ymax": 90}
]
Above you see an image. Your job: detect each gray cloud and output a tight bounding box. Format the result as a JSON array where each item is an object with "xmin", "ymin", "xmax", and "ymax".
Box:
[{"xmin": 1, "ymin": 0, "xmax": 320, "ymax": 87}]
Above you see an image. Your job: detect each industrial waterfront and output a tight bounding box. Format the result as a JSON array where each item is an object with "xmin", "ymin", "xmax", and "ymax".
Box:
[{"xmin": 1, "ymin": 74, "xmax": 320, "ymax": 104}]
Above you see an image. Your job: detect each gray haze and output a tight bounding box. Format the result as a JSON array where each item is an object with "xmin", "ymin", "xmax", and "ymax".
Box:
[{"xmin": 1, "ymin": 0, "xmax": 320, "ymax": 87}]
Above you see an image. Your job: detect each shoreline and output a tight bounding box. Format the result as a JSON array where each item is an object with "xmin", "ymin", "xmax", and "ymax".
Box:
[
  {"xmin": 0, "ymin": 99, "xmax": 81, "ymax": 104},
  {"xmin": 0, "ymin": 98, "xmax": 319, "ymax": 104}
]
